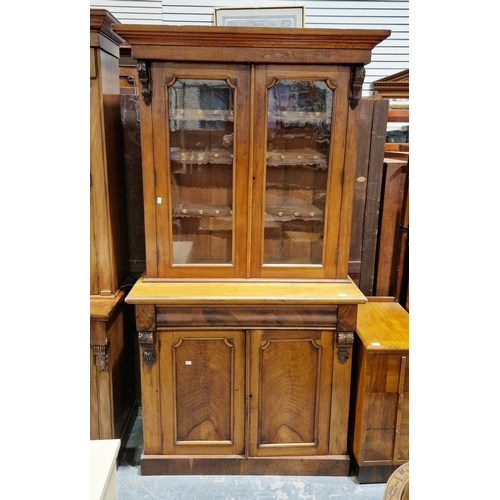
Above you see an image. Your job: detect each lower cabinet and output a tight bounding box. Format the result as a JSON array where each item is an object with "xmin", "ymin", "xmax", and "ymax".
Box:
[
  {"xmin": 127, "ymin": 279, "xmax": 365, "ymax": 475},
  {"xmin": 90, "ymin": 291, "xmax": 136, "ymax": 441},
  {"xmin": 348, "ymin": 299, "xmax": 409, "ymax": 483}
]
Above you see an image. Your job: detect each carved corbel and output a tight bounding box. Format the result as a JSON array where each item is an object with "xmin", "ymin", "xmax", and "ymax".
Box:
[
  {"xmin": 93, "ymin": 344, "xmax": 109, "ymax": 372},
  {"xmin": 137, "ymin": 60, "xmax": 152, "ymax": 106},
  {"xmin": 337, "ymin": 332, "xmax": 354, "ymax": 364},
  {"xmin": 348, "ymin": 66, "xmax": 365, "ymax": 110},
  {"xmin": 138, "ymin": 331, "xmax": 156, "ymax": 365}
]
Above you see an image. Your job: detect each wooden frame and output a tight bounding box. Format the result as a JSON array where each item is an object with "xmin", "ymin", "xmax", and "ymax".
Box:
[{"xmin": 214, "ymin": 6, "xmax": 305, "ymax": 27}]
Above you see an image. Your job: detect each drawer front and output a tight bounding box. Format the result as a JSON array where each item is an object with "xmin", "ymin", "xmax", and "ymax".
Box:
[{"xmin": 364, "ymin": 352, "xmax": 409, "ymax": 462}]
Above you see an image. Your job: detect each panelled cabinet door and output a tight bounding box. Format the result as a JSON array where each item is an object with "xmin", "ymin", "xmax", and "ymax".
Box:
[
  {"xmin": 149, "ymin": 63, "xmax": 251, "ymax": 278},
  {"xmin": 159, "ymin": 330, "xmax": 246, "ymax": 455},
  {"xmin": 248, "ymin": 330, "xmax": 334, "ymax": 456},
  {"xmin": 250, "ymin": 65, "xmax": 352, "ymax": 279}
]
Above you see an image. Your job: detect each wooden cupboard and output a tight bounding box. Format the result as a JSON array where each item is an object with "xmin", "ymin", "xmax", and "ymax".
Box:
[
  {"xmin": 90, "ymin": 10, "xmax": 128, "ymax": 297},
  {"xmin": 349, "ymin": 299, "xmax": 409, "ymax": 483},
  {"xmin": 90, "ymin": 9, "xmax": 136, "ymax": 440},
  {"xmin": 113, "ymin": 24, "xmax": 390, "ymax": 475},
  {"xmin": 126, "ymin": 279, "xmax": 365, "ymax": 475}
]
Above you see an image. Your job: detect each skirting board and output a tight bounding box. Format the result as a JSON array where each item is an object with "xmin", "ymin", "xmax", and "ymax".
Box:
[{"xmin": 140, "ymin": 454, "xmax": 351, "ymax": 476}]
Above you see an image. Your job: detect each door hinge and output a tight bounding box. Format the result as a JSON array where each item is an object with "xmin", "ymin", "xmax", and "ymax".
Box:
[
  {"xmin": 335, "ymin": 249, "xmax": 339, "ymax": 264},
  {"xmin": 156, "ymin": 248, "xmax": 159, "ymax": 264},
  {"xmin": 341, "ymin": 168, "xmax": 345, "ymax": 186},
  {"xmin": 153, "ymin": 169, "xmax": 157, "ymax": 186}
]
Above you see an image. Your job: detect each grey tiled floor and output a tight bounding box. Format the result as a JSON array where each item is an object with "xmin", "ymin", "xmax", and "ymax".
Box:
[{"xmin": 116, "ymin": 408, "xmax": 386, "ymax": 500}]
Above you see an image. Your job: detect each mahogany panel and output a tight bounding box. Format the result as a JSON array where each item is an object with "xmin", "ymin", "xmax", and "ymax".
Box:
[
  {"xmin": 158, "ymin": 330, "xmax": 246, "ymax": 456},
  {"xmin": 249, "ymin": 330, "xmax": 333, "ymax": 457},
  {"xmin": 135, "ymin": 304, "xmax": 155, "ymax": 331},
  {"xmin": 337, "ymin": 304, "xmax": 357, "ymax": 332},
  {"xmin": 174, "ymin": 338, "xmax": 232, "ymax": 442},
  {"xmin": 156, "ymin": 306, "xmax": 337, "ymax": 328},
  {"xmin": 260, "ymin": 340, "xmax": 318, "ymax": 445}
]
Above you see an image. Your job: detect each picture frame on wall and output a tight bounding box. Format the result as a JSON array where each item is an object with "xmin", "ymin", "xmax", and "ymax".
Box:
[{"xmin": 214, "ymin": 6, "xmax": 305, "ymax": 28}]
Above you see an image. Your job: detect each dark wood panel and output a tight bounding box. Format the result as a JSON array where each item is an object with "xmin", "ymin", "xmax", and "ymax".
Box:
[
  {"xmin": 249, "ymin": 329, "xmax": 333, "ymax": 457},
  {"xmin": 156, "ymin": 306, "xmax": 338, "ymax": 328},
  {"xmin": 136, "ymin": 304, "xmax": 156, "ymax": 331},
  {"xmin": 364, "ymin": 429, "xmax": 394, "ymax": 461},
  {"xmin": 140, "ymin": 454, "xmax": 350, "ymax": 476},
  {"xmin": 349, "ymin": 99, "xmax": 389, "ymax": 295},
  {"xmin": 366, "ymin": 393, "xmax": 398, "ymax": 430},
  {"xmin": 120, "ymin": 94, "xmax": 146, "ymax": 275},
  {"xmin": 337, "ymin": 304, "xmax": 357, "ymax": 332},
  {"xmin": 354, "ymin": 462, "xmax": 400, "ymax": 484},
  {"xmin": 158, "ymin": 330, "xmax": 246, "ymax": 456},
  {"xmin": 349, "ymin": 99, "xmax": 373, "ymax": 285},
  {"xmin": 259, "ymin": 339, "xmax": 319, "ymax": 445},
  {"xmin": 375, "ymin": 160, "xmax": 408, "ymax": 296},
  {"xmin": 174, "ymin": 338, "xmax": 232, "ymax": 442}
]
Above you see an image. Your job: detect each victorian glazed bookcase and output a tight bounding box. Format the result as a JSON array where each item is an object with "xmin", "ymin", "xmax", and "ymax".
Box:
[
  {"xmin": 90, "ymin": 10, "xmax": 135, "ymax": 441},
  {"xmin": 113, "ymin": 23, "xmax": 390, "ymax": 475}
]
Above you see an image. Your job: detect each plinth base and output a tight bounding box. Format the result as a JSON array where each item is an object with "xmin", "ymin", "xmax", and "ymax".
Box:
[{"xmin": 140, "ymin": 454, "xmax": 351, "ymax": 476}]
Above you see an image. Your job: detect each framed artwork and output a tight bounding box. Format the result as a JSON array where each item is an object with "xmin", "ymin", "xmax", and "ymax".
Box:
[{"xmin": 214, "ymin": 6, "xmax": 305, "ymax": 28}]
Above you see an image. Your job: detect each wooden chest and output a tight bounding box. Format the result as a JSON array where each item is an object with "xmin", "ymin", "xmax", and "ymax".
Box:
[{"xmin": 349, "ymin": 299, "xmax": 409, "ymax": 483}]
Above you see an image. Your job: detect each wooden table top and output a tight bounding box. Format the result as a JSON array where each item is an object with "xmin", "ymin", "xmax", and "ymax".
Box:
[
  {"xmin": 125, "ymin": 277, "xmax": 367, "ymax": 306},
  {"xmin": 356, "ymin": 299, "xmax": 408, "ymax": 351}
]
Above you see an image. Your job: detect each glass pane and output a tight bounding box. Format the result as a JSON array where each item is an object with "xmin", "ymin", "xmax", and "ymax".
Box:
[
  {"xmin": 386, "ymin": 98, "xmax": 409, "ymax": 143},
  {"xmin": 168, "ymin": 79, "xmax": 234, "ymax": 264},
  {"xmin": 264, "ymin": 80, "xmax": 332, "ymax": 264}
]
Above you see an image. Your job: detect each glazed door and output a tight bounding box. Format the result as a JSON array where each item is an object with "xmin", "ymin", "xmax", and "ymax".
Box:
[
  {"xmin": 149, "ymin": 63, "xmax": 251, "ymax": 278},
  {"xmin": 159, "ymin": 330, "xmax": 246, "ymax": 455},
  {"xmin": 250, "ymin": 65, "xmax": 353, "ymax": 279},
  {"xmin": 248, "ymin": 329, "xmax": 334, "ymax": 457}
]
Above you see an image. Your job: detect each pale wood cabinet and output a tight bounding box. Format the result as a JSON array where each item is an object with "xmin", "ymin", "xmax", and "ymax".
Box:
[
  {"xmin": 90, "ymin": 10, "xmax": 136, "ymax": 440},
  {"xmin": 113, "ymin": 24, "xmax": 390, "ymax": 475},
  {"xmin": 349, "ymin": 299, "xmax": 409, "ymax": 483}
]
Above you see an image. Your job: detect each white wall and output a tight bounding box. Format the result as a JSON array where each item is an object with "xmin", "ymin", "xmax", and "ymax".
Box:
[{"xmin": 90, "ymin": 0, "xmax": 409, "ymax": 96}]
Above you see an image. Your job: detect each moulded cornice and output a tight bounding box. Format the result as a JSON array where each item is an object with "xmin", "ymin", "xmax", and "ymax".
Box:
[
  {"xmin": 90, "ymin": 9, "xmax": 124, "ymax": 46},
  {"xmin": 372, "ymin": 68, "xmax": 409, "ymax": 91},
  {"xmin": 112, "ymin": 25, "xmax": 390, "ymax": 64}
]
